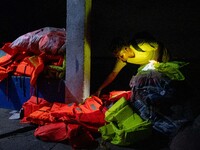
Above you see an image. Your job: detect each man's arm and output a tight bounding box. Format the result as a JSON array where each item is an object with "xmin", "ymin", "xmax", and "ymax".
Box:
[
  {"xmin": 96, "ymin": 71, "xmax": 118, "ymax": 95},
  {"xmin": 94, "ymin": 60, "xmax": 126, "ymax": 97}
]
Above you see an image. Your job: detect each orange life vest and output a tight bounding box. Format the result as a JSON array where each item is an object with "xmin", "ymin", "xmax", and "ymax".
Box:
[{"xmin": 21, "ymin": 96, "xmax": 51, "ymax": 123}]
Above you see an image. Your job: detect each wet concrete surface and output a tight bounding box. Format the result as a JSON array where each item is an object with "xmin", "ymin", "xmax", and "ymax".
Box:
[{"xmin": 0, "ymin": 108, "xmax": 72, "ymax": 150}]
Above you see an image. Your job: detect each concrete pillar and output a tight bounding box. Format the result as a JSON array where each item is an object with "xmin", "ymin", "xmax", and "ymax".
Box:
[{"xmin": 65, "ymin": 0, "xmax": 92, "ymax": 103}]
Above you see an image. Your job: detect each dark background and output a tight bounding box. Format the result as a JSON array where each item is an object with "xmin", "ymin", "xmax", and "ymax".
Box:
[
  {"xmin": 91, "ymin": 0, "xmax": 200, "ymax": 94},
  {"xmin": 0, "ymin": 0, "xmax": 66, "ymax": 45},
  {"xmin": 91, "ymin": 0, "xmax": 200, "ymax": 59},
  {"xmin": 0, "ymin": 0, "xmax": 199, "ymax": 94}
]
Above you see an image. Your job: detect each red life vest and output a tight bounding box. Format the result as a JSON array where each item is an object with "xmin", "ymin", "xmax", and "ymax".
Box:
[
  {"xmin": 108, "ymin": 90, "xmax": 132, "ymax": 101},
  {"xmin": 34, "ymin": 122, "xmax": 68, "ymax": 142},
  {"xmin": 66, "ymin": 123, "xmax": 98, "ymax": 149},
  {"xmin": 21, "ymin": 96, "xmax": 51, "ymax": 123},
  {"xmin": 50, "ymin": 102, "xmax": 77, "ymax": 122},
  {"xmin": 22, "ymin": 96, "xmax": 106, "ymax": 149},
  {"xmin": 26, "ymin": 106, "xmax": 53, "ymax": 125},
  {"xmin": 0, "ymin": 43, "xmax": 17, "ymax": 66}
]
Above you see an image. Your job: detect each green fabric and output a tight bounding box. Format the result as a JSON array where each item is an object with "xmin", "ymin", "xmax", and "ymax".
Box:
[
  {"xmin": 114, "ymin": 105, "xmax": 134, "ymax": 127},
  {"xmin": 46, "ymin": 55, "xmax": 66, "ymax": 79},
  {"xmin": 99, "ymin": 97, "xmax": 152, "ymax": 146},
  {"xmin": 48, "ymin": 55, "xmax": 66, "ymax": 71},
  {"xmin": 98, "ymin": 123, "xmax": 115, "ymax": 141},
  {"xmin": 105, "ymin": 97, "xmax": 128, "ymax": 122},
  {"xmin": 137, "ymin": 61, "xmax": 189, "ymax": 80}
]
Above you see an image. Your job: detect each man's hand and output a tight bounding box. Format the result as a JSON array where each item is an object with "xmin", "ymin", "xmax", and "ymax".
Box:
[{"xmin": 93, "ymin": 90, "xmax": 101, "ymax": 97}]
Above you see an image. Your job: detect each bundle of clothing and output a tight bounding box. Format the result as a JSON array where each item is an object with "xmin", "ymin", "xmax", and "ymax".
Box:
[
  {"xmin": 129, "ymin": 60, "xmax": 190, "ymax": 136},
  {"xmin": 0, "ymin": 27, "xmax": 66, "ymax": 86}
]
